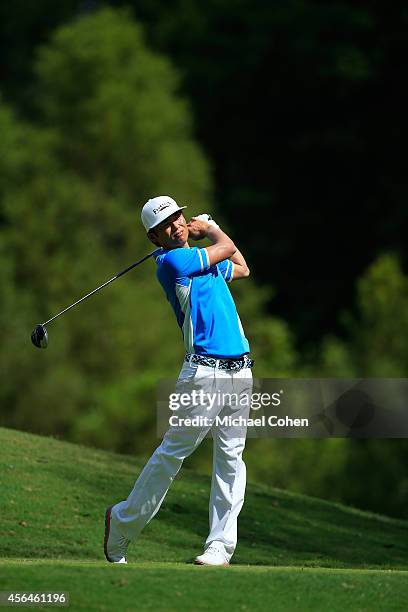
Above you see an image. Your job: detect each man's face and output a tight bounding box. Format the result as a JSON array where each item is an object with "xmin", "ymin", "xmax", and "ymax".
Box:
[{"xmin": 149, "ymin": 211, "xmax": 189, "ymax": 249}]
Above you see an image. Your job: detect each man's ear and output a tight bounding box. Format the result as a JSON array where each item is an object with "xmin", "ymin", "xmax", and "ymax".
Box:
[{"xmin": 147, "ymin": 229, "xmax": 161, "ymax": 248}]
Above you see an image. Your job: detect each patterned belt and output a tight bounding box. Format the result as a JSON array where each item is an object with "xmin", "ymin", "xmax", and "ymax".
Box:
[{"xmin": 185, "ymin": 352, "xmax": 254, "ymax": 371}]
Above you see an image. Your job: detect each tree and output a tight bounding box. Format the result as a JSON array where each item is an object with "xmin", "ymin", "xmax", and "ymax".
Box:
[
  {"xmin": 34, "ymin": 7, "xmax": 213, "ymax": 211},
  {"xmin": 318, "ymin": 253, "xmax": 408, "ymax": 377},
  {"xmin": 0, "ymin": 8, "xmax": 214, "ymax": 443}
]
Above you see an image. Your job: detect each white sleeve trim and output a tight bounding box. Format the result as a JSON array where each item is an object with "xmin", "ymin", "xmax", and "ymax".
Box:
[
  {"xmin": 222, "ymin": 260, "xmax": 230, "ymax": 279},
  {"xmin": 202, "ymin": 248, "xmax": 210, "ymax": 269},
  {"xmin": 227, "ymin": 261, "xmax": 234, "ymax": 282},
  {"xmin": 197, "ymin": 248, "xmax": 204, "ymax": 272}
]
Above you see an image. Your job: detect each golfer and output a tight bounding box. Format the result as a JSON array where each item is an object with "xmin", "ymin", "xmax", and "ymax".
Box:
[{"xmin": 104, "ymin": 196, "xmax": 254, "ymax": 566}]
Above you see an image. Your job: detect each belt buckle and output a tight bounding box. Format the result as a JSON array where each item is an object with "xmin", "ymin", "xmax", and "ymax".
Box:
[{"xmin": 222, "ymin": 358, "xmax": 241, "ymax": 371}]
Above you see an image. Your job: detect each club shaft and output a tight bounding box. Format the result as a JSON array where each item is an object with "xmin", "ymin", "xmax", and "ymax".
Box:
[{"xmin": 42, "ymin": 249, "xmax": 159, "ymax": 326}]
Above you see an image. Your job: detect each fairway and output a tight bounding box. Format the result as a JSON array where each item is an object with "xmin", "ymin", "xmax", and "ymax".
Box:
[
  {"xmin": 1, "ymin": 560, "xmax": 407, "ymax": 611},
  {"xmin": 1, "ymin": 427, "xmax": 407, "ymax": 610}
]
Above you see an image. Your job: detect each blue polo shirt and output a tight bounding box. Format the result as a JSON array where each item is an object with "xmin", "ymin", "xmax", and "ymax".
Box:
[{"xmin": 154, "ymin": 247, "xmax": 250, "ymax": 358}]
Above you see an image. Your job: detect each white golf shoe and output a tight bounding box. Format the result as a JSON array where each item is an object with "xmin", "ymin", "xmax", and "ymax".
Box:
[
  {"xmin": 194, "ymin": 544, "xmax": 230, "ymax": 567},
  {"xmin": 104, "ymin": 506, "xmax": 129, "ymax": 564}
]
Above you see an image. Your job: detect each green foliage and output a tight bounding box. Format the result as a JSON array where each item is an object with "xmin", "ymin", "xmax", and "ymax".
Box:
[
  {"xmin": 0, "ymin": 9, "xmax": 214, "ymax": 444},
  {"xmin": 230, "ymin": 281, "xmax": 297, "ymax": 376},
  {"xmin": 34, "ymin": 7, "xmax": 212, "ymax": 209},
  {"xmin": 262, "ymin": 254, "xmax": 408, "ymax": 519},
  {"xmin": 352, "ymin": 254, "xmax": 408, "ymax": 376},
  {"xmin": 70, "ymin": 371, "xmax": 161, "ymax": 455},
  {"xmin": 337, "ymin": 439, "xmax": 408, "ymax": 520},
  {"xmin": 244, "ymin": 437, "xmax": 349, "ymax": 500},
  {"xmin": 317, "ymin": 253, "xmax": 408, "ymax": 377}
]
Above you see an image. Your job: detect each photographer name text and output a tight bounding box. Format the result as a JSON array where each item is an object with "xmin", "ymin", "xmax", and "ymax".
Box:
[{"xmin": 169, "ymin": 415, "xmax": 309, "ymax": 428}]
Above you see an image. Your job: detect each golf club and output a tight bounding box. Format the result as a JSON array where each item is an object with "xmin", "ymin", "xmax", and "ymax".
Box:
[{"xmin": 31, "ymin": 249, "xmax": 160, "ymax": 349}]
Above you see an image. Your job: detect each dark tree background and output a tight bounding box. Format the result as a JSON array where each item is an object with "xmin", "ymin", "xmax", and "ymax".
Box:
[{"xmin": 1, "ymin": 0, "xmax": 407, "ymax": 347}]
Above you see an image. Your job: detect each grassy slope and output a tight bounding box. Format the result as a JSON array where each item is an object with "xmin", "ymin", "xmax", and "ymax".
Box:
[{"xmin": 0, "ymin": 427, "xmax": 407, "ymax": 611}]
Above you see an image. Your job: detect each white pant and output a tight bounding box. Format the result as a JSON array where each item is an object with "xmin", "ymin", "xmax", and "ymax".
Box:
[{"xmin": 112, "ymin": 359, "xmax": 253, "ymax": 561}]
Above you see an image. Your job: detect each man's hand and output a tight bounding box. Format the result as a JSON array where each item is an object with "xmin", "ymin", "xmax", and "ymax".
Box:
[
  {"xmin": 187, "ymin": 217, "xmax": 211, "ymax": 241},
  {"xmin": 188, "ymin": 214, "xmax": 220, "ymax": 240},
  {"xmin": 188, "ymin": 214, "xmax": 249, "ymax": 279}
]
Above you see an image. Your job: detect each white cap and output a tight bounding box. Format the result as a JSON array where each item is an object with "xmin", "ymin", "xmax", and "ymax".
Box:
[{"xmin": 141, "ymin": 196, "xmax": 187, "ymax": 231}]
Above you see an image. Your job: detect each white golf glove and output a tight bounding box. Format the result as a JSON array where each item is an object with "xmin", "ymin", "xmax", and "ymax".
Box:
[{"xmin": 194, "ymin": 213, "xmax": 220, "ymax": 229}]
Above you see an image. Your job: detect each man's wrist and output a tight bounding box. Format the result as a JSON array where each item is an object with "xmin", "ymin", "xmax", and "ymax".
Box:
[
  {"xmin": 206, "ymin": 224, "xmax": 225, "ymax": 242},
  {"xmin": 207, "ymin": 219, "xmax": 220, "ymax": 230},
  {"xmin": 195, "ymin": 214, "xmax": 220, "ymax": 230}
]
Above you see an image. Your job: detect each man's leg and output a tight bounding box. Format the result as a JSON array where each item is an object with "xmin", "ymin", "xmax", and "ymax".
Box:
[
  {"xmin": 204, "ymin": 368, "xmax": 253, "ymax": 562},
  {"xmin": 109, "ymin": 363, "xmax": 217, "ymax": 543},
  {"xmin": 204, "ymin": 433, "xmax": 247, "ymax": 561},
  {"xmin": 111, "ymin": 418, "xmax": 210, "ymax": 540}
]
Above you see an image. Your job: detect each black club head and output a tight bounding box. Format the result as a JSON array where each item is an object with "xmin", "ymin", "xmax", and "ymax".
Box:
[{"xmin": 31, "ymin": 324, "xmax": 48, "ymax": 349}]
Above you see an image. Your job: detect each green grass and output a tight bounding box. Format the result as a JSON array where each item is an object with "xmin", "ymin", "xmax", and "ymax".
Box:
[{"xmin": 0, "ymin": 427, "xmax": 407, "ymax": 610}]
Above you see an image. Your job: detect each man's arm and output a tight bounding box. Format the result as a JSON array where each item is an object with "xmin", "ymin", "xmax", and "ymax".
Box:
[
  {"xmin": 228, "ymin": 247, "xmax": 250, "ymax": 280},
  {"xmin": 187, "ymin": 217, "xmax": 249, "ymax": 280},
  {"xmin": 188, "ymin": 218, "xmax": 236, "ymax": 265}
]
